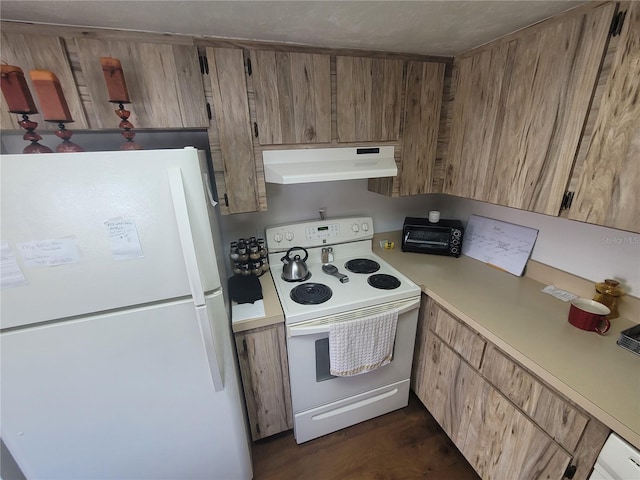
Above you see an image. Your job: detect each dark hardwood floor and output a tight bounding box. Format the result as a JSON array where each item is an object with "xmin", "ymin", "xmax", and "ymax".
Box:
[{"xmin": 251, "ymin": 392, "xmax": 480, "ymax": 479}]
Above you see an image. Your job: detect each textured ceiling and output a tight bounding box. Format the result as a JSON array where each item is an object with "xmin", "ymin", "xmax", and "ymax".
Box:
[{"xmin": 0, "ymin": 1, "xmax": 586, "ymax": 56}]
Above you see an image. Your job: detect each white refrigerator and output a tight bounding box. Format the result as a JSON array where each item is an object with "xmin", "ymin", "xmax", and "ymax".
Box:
[{"xmin": 0, "ymin": 148, "xmax": 253, "ymax": 479}]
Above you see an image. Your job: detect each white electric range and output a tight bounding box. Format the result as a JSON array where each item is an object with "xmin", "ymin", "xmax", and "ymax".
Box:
[{"xmin": 266, "ymin": 216, "xmax": 421, "ymax": 443}]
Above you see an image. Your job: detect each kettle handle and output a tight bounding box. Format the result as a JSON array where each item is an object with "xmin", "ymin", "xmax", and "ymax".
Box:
[{"xmin": 284, "ymin": 246, "xmax": 308, "ymax": 262}]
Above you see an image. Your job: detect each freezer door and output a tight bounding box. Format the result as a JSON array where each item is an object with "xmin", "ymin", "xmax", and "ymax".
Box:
[
  {"xmin": 0, "ymin": 295, "xmax": 251, "ymax": 480},
  {"xmin": 1, "ymin": 149, "xmax": 222, "ymax": 328}
]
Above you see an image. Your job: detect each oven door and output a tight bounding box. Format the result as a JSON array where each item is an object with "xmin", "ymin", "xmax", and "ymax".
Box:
[{"xmin": 285, "ymin": 297, "xmax": 419, "ymax": 414}]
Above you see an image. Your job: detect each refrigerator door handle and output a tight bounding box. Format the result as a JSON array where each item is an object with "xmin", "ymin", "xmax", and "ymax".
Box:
[
  {"xmin": 196, "ymin": 304, "xmax": 224, "ymax": 391},
  {"xmin": 168, "ymin": 167, "xmax": 206, "ymax": 307}
]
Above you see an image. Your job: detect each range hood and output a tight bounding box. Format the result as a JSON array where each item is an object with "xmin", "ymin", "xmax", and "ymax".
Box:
[{"xmin": 263, "ymin": 146, "xmax": 396, "ymax": 184}]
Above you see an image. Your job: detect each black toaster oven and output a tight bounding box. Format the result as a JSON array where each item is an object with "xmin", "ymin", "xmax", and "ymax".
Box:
[{"xmin": 402, "ymin": 217, "xmax": 464, "ymax": 257}]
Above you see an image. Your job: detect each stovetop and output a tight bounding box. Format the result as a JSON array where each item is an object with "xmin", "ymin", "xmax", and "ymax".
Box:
[{"xmin": 266, "ymin": 217, "xmax": 420, "ymax": 324}]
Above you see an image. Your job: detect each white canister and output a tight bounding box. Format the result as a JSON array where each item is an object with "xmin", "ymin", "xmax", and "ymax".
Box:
[{"xmin": 428, "ymin": 210, "xmax": 440, "ymax": 223}]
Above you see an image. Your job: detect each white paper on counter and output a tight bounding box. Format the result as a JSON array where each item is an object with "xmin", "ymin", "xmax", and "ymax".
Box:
[
  {"xmin": 104, "ymin": 218, "xmax": 144, "ymax": 260},
  {"xmin": 541, "ymin": 285, "xmax": 578, "ymax": 302},
  {"xmin": 16, "ymin": 237, "xmax": 81, "ymax": 268},
  {"xmin": 1, "ymin": 241, "xmax": 28, "ymax": 289},
  {"xmin": 462, "ymin": 215, "xmax": 538, "ymax": 276},
  {"xmin": 232, "ymin": 300, "xmax": 266, "ymax": 322}
]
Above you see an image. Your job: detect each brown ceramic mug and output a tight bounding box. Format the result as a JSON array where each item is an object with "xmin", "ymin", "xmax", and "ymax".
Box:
[{"xmin": 568, "ymin": 298, "xmax": 611, "ymax": 335}]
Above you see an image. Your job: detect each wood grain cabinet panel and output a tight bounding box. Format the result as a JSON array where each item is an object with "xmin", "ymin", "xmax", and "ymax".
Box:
[
  {"xmin": 206, "ymin": 47, "xmax": 259, "ymax": 214},
  {"xmin": 398, "ymin": 61, "xmax": 446, "ymax": 196},
  {"xmin": 75, "ymin": 38, "xmax": 208, "ymax": 129},
  {"xmin": 430, "ymin": 301, "xmax": 485, "ymax": 369},
  {"xmin": 336, "ymin": 56, "xmax": 404, "ymax": 142},
  {"xmin": 481, "ymin": 344, "xmax": 588, "ymax": 452},
  {"xmin": 568, "ymin": 2, "xmax": 640, "ymax": 233},
  {"xmin": 1, "ymin": 32, "xmax": 87, "ymax": 131},
  {"xmin": 462, "ymin": 378, "xmax": 572, "ymax": 480},
  {"xmin": 445, "ymin": 3, "xmax": 616, "ymax": 215},
  {"xmin": 234, "ymin": 323, "xmax": 293, "ymax": 441},
  {"xmin": 251, "ymin": 50, "xmax": 331, "ymax": 144}
]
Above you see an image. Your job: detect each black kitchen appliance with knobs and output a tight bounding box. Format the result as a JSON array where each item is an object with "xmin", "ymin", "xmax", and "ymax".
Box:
[{"xmin": 401, "ymin": 217, "xmax": 464, "ymax": 257}]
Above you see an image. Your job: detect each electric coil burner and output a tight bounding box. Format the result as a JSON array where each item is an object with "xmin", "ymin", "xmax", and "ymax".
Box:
[
  {"xmin": 345, "ymin": 258, "xmax": 380, "ymax": 274},
  {"xmin": 290, "ymin": 282, "xmax": 333, "ymax": 305},
  {"xmin": 367, "ymin": 273, "xmax": 401, "ymax": 290}
]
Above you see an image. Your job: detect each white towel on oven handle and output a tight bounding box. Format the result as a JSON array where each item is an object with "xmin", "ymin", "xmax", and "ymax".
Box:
[{"xmin": 328, "ymin": 309, "xmax": 399, "ymax": 377}]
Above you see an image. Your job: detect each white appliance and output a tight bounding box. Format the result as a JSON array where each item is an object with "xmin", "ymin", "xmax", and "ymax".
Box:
[
  {"xmin": 266, "ymin": 217, "xmax": 421, "ymax": 443},
  {"xmin": 0, "ymin": 148, "xmax": 252, "ymax": 480},
  {"xmin": 589, "ymin": 433, "xmax": 640, "ymax": 480},
  {"xmin": 262, "ymin": 146, "xmax": 397, "ymax": 184}
]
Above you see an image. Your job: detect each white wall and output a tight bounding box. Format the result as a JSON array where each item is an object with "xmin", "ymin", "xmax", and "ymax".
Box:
[{"xmin": 222, "ymin": 182, "xmax": 640, "ymax": 297}]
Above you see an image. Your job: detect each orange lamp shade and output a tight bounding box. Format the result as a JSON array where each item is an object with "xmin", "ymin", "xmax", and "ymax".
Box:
[
  {"xmin": 29, "ymin": 70, "xmax": 73, "ymax": 122},
  {"xmin": 100, "ymin": 57, "xmax": 130, "ymax": 103},
  {"xmin": 1, "ymin": 65, "xmax": 38, "ymax": 114}
]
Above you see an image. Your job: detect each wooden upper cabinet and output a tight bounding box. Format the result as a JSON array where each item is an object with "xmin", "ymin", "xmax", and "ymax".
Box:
[
  {"xmin": 1, "ymin": 32, "xmax": 87, "ymax": 131},
  {"xmin": 567, "ymin": 2, "xmax": 640, "ymax": 233},
  {"xmin": 75, "ymin": 38, "xmax": 208, "ymax": 129},
  {"xmin": 251, "ymin": 50, "xmax": 330, "ymax": 144},
  {"xmin": 336, "ymin": 56, "xmax": 404, "ymax": 142},
  {"xmin": 206, "ymin": 47, "xmax": 259, "ymax": 214},
  {"xmin": 445, "ymin": 3, "xmax": 616, "ymax": 215},
  {"xmin": 398, "ymin": 61, "xmax": 446, "ymax": 196}
]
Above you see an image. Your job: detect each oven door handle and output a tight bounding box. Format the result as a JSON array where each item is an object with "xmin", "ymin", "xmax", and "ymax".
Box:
[{"xmin": 287, "ymin": 297, "xmax": 420, "ymax": 337}]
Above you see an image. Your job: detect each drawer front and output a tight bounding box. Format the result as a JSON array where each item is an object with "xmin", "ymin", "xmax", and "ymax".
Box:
[
  {"xmin": 481, "ymin": 344, "xmax": 589, "ymax": 452},
  {"xmin": 430, "ymin": 302, "xmax": 485, "ymax": 369}
]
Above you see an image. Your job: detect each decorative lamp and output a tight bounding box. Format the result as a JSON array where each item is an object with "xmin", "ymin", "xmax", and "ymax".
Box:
[
  {"xmin": 100, "ymin": 57, "xmax": 142, "ymax": 150},
  {"xmin": 0, "ymin": 65, "xmax": 53, "ymax": 153},
  {"xmin": 29, "ymin": 69, "xmax": 84, "ymax": 152}
]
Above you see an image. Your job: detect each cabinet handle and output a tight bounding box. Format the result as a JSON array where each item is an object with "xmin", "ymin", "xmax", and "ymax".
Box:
[
  {"xmin": 247, "ymin": 58, "xmax": 252, "ymax": 76},
  {"xmin": 560, "ymin": 191, "xmax": 574, "ymax": 210},
  {"xmin": 563, "ymin": 464, "xmax": 577, "ymax": 479},
  {"xmin": 610, "ymin": 10, "xmax": 627, "ymax": 37},
  {"xmin": 253, "ymin": 122, "xmax": 259, "ymax": 138}
]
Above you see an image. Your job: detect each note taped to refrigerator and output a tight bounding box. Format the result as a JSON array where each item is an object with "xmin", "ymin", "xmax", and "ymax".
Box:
[
  {"xmin": 461, "ymin": 215, "xmax": 538, "ymax": 276},
  {"xmin": 17, "ymin": 237, "xmax": 81, "ymax": 268},
  {"xmin": 105, "ymin": 218, "xmax": 144, "ymax": 260},
  {"xmin": 1, "ymin": 241, "xmax": 29, "ymax": 288}
]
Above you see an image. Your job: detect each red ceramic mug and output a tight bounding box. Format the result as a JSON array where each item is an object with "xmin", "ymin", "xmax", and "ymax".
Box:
[{"xmin": 568, "ymin": 298, "xmax": 611, "ymax": 335}]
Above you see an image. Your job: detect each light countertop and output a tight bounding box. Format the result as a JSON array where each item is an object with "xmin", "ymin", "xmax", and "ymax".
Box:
[
  {"xmin": 372, "ymin": 231, "xmax": 639, "ymax": 450},
  {"xmin": 230, "ymin": 272, "xmax": 284, "ymax": 333}
]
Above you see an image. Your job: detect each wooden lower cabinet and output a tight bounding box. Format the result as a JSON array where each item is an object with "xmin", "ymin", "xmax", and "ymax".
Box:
[
  {"xmin": 412, "ymin": 295, "xmax": 609, "ymax": 480},
  {"xmin": 234, "ymin": 323, "xmax": 293, "ymax": 440}
]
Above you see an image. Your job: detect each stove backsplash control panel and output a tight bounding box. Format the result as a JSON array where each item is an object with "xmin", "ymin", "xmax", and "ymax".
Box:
[{"xmin": 266, "ymin": 217, "xmax": 374, "ymax": 252}]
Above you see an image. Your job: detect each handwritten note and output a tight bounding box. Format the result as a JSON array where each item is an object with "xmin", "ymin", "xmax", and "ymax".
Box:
[
  {"xmin": 17, "ymin": 237, "xmax": 81, "ymax": 268},
  {"xmin": 461, "ymin": 215, "xmax": 538, "ymax": 276},
  {"xmin": 104, "ymin": 218, "xmax": 143, "ymax": 260},
  {"xmin": 1, "ymin": 241, "xmax": 28, "ymax": 288}
]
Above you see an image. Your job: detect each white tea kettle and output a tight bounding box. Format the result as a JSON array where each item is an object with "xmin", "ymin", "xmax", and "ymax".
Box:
[{"xmin": 281, "ymin": 246, "xmax": 310, "ymax": 282}]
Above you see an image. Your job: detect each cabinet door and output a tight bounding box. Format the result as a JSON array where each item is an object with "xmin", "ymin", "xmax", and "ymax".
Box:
[
  {"xmin": 251, "ymin": 50, "xmax": 331, "ymax": 144},
  {"xmin": 398, "ymin": 61, "xmax": 446, "ymax": 195},
  {"xmin": 567, "ymin": 2, "xmax": 640, "ymax": 232},
  {"xmin": 481, "ymin": 345, "xmax": 588, "ymax": 452},
  {"xmin": 75, "ymin": 38, "xmax": 208, "ymax": 129},
  {"xmin": 1, "ymin": 32, "xmax": 88, "ymax": 131},
  {"xmin": 234, "ymin": 324, "xmax": 293, "ymax": 440},
  {"xmin": 206, "ymin": 47, "xmax": 259, "ymax": 214},
  {"xmin": 462, "ymin": 377, "xmax": 572, "ymax": 480},
  {"xmin": 446, "ymin": 4, "xmax": 616, "ymax": 215},
  {"xmin": 336, "ymin": 56, "xmax": 403, "ymax": 142}
]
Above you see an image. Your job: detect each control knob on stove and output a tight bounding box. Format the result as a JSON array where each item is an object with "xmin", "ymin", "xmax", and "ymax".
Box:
[
  {"xmin": 285, "ymin": 231, "xmax": 295, "ymax": 241},
  {"xmin": 352, "ymin": 223, "xmax": 360, "ymax": 233},
  {"xmin": 361, "ymin": 222, "xmax": 369, "ymax": 232},
  {"xmin": 273, "ymin": 232, "xmax": 283, "ymax": 243}
]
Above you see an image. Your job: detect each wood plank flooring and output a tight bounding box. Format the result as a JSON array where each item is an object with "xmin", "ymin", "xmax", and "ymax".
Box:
[{"xmin": 251, "ymin": 392, "xmax": 480, "ymax": 479}]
